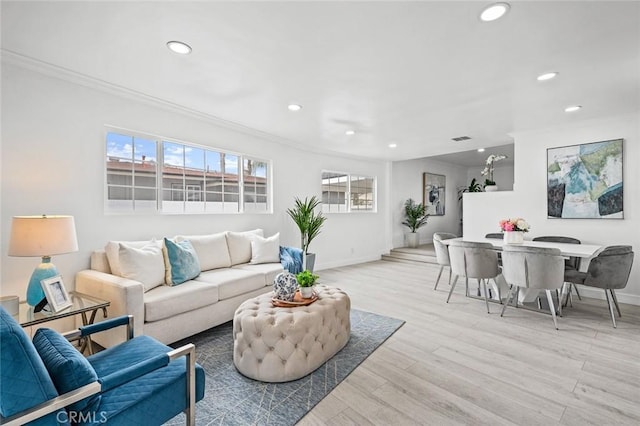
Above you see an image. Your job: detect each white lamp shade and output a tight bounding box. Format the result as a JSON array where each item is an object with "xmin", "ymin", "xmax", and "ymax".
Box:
[{"xmin": 8, "ymin": 215, "xmax": 78, "ymax": 257}]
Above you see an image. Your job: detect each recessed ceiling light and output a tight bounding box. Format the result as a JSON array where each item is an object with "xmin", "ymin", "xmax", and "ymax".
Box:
[
  {"xmin": 287, "ymin": 104, "xmax": 302, "ymax": 111},
  {"xmin": 345, "ymin": 130, "xmax": 355, "ymax": 136},
  {"xmin": 480, "ymin": 2, "xmax": 510, "ymax": 22},
  {"xmin": 388, "ymin": 143, "xmax": 397, "ymax": 148},
  {"xmin": 166, "ymin": 41, "xmax": 192, "ymax": 55},
  {"xmin": 537, "ymin": 72, "xmax": 558, "ymax": 81},
  {"xmin": 565, "ymin": 105, "xmax": 582, "ymax": 112},
  {"xmin": 477, "ymin": 148, "xmax": 486, "ymax": 152}
]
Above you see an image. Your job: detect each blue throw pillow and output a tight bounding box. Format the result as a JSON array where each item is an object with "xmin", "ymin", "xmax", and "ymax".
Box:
[
  {"xmin": 164, "ymin": 238, "xmax": 201, "ymax": 285},
  {"xmin": 32, "ymin": 328, "xmax": 101, "ymax": 415}
]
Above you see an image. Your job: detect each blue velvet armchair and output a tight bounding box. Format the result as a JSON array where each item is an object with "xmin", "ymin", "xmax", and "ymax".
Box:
[{"xmin": 0, "ymin": 307, "xmax": 205, "ymax": 425}]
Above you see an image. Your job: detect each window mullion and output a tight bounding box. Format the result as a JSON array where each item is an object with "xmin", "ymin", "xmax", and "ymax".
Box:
[
  {"xmin": 239, "ymin": 156, "xmax": 243, "ymax": 213},
  {"xmin": 156, "ymin": 139, "xmax": 162, "ymax": 212}
]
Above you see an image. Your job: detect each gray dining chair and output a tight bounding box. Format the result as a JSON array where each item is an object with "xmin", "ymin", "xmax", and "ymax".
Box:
[
  {"xmin": 446, "ymin": 240, "xmax": 501, "ymax": 313},
  {"xmin": 500, "ymin": 245, "xmax": 565, "ymax": 329},
  {"xmin": 533, "ymin": 235, "xmax": 582, "ymax": 302},
  {"xmin": 564, "ymin": 245, "xmax": 634, "ymax": 328},
  {"xmin": 433, "ymin": 232, "xmax": 457, "ymax": 290},
  {"xmin": 485, "ymin": 233, "xmax": 504, "ymax": 266},
  {"xmin": 485, "ymin": 233, "xmax": 503, "ymax": 239}
]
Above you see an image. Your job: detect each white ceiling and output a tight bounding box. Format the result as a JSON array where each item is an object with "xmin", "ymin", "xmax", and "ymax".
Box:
[{"xmin": 2, "ymin": 1, "xmax": 639, "ymax": 164}]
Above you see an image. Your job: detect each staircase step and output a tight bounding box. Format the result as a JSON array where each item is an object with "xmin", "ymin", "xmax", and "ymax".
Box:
[
  {"xmin": 382, "ymin": 251, "xmax": 438, "ymax": 265},
  {"xmin": 381, "ymin": 254, "xmax": 433, "ymax": 265}
]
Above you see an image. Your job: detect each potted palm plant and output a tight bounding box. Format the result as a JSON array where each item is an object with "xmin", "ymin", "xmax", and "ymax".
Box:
[
  {"xmin": 287, "ymin": 196, "xmax": 327, "ymax": 272},
  {"xmin": 401, "ymin": 198, "xmax": 429, "ymax": 248}
]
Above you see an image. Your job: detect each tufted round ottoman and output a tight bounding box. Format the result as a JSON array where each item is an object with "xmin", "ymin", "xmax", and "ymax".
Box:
[{"xmin": 233, "ymin": 285, "xmax": 350, "ymax": 382}]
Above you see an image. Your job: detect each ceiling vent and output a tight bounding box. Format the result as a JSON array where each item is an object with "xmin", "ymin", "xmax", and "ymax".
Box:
[{"xmin": 451, "ymin": 136, "xmax": 471, "ymax": 142}]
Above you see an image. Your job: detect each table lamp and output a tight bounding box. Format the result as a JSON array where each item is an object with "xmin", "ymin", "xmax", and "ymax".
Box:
[{"xmin": 8, "ymin": 215, "xmax": 78, "ymax": 306}]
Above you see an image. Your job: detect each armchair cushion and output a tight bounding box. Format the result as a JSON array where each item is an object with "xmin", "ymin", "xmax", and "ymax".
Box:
[
  {"xmin": 87, "ymin": 335, "xmax": 205, "ymax": 425},
  {"xmin": 33, "ymin": 328, "xmax": 101, "ymax": 415},
  {"xmin": 0, "ymin": 307, "xmax": 64, "ymax": 425}
]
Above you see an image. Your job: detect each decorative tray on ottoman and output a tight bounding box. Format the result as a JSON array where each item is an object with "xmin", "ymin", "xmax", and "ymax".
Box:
[{"xmin": 272, "ymin": 290, "xmax": 318, "ymax": 307}]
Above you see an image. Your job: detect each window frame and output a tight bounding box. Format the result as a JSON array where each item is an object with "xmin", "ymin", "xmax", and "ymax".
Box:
[
  {"xmin": 321, "ymin": 170, "xmax": 377, "ymax": 213},
  {"xmin": 105, "ymin": 127, "xmax": 272, "ymax": 215}
]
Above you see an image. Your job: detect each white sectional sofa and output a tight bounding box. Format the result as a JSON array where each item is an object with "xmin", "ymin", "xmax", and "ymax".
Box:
[{"xmin": 76, "ymin": 229, "xmax": 284, "ymax": 347}]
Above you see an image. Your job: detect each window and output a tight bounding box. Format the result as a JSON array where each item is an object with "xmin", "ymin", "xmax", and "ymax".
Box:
[
  {"xmin": 321, "ymin": 171, "xmax": 376, "ymax": 213},
  {"xmin": 105, "ymin": 130, "xmax": 270, "ymax": 214},
  {"xmin": 106, "ymin": 132, "xmax": 157, "ymax": 212}
]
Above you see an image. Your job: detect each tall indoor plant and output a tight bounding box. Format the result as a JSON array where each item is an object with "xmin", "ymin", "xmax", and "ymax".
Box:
[
  {"xmin": 401, "ymin": 198, "xmax": 429, "ymax": 248},
  {"xmin": 286, "ymin": 196, "xmax": 327, "ymax": 272}
]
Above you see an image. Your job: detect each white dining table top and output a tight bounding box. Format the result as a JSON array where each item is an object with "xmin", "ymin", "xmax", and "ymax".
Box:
[{"xmin": 443, "ymin": 237, "xmax": 604, "ymax": 259}]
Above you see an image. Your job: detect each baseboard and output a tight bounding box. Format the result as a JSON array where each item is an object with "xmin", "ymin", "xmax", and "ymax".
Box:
[
  {"xmin": 576, "ymin": 286, "xmax": 640, "ymax": 306},
  {"xmin": 315, "ymin": 255, "xmax": 382, "ymax": 271}
]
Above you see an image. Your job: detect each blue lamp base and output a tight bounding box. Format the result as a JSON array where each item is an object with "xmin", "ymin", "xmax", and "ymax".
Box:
[{"xmin": 26, "ymin": 257, "xmax": 60, "ymax": 306}]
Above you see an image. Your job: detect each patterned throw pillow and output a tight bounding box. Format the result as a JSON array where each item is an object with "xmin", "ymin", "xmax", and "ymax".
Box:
[{"xmin": 163, "ymin": 238, "xmax": 201, "ymax": 285}]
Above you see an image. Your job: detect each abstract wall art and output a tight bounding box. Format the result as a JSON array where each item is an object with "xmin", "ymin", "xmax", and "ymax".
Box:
[
  {"xmin": 423, "ymin": 172, "xmax": 446, "ymax": 216},
  {"xmin": 547, "ymin": 139, "xmax": 623, "ymax": 219}
]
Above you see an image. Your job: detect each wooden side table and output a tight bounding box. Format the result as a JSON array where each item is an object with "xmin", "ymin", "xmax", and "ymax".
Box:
[{"xmin": 18, "ymin": 291, "xmax": 109, "ymax": 354}]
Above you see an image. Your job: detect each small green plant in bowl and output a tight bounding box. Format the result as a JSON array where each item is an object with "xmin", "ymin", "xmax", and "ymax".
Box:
[{"xmin": 296, "ymin": 270, "xmax": 319, "ymax": 298}]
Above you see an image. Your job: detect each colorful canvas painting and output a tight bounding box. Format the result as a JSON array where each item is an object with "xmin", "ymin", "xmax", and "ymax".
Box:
[
  {"xmin": 423, "ymin": 172, "xmax": 445, "ymax": 216},
  {"xmin": 547, "ymin": 139, "xmax": 623, "ymax": 219}
]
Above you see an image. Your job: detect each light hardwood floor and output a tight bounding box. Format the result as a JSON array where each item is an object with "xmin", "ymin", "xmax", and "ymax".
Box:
[{"xmin": 298, "ymin": 260, "xmax": 640, "ymax": 426}]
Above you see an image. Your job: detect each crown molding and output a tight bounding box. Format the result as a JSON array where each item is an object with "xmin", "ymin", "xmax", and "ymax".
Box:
[{"xmin": 1, "ymin": 49, "xmax": 380, "ymax": 163}]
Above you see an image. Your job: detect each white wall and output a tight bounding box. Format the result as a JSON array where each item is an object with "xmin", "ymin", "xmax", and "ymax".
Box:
[
  {"xmin": 0, "ymin": 62, "xmax": 390, "ymax": 299},
  {"xmin": 463, "ymin": 113, "xmax": 640, "ymax": 304},
  {"xmin": 391, "ymin": 158, "xmax": 468, "ymax": 247}
]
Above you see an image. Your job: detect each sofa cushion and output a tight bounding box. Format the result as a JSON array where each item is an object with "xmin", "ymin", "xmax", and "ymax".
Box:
[
  {"xmin": 280, "ymin": 246, "xmax": 304, "ymax": 274},
  {"xmin": 250, "ymin": 233, "xmax": 280, "ymax": 264},
  {"xmin": 195, "ymin": 268, "xmax": 265, "ymax": 300},
  {"xmin": 105, "ymin": 240, "xmax": 155, "ymax": 276},
  {"xmin": 118, "ymin": 241, "xmax": 165, "ymax": 292},
  {"xmin": 226, "ymin": 229, "xmax": 263, "ymax": 266},
  {"xmin": 175, "ymin": 232, "xmax": 231, "ymax": 271},
  {"xmin": 163, "ymin": 238, "xmax": 201, "ymax": 285},
  {"xmin": 32, "ymin": 328, "xmax": 101, "ymax": 414},
  {"xmin": 144, "ymin": 280, "xmax": 220, "ymax": 322},
  {"xmin": 233, "ymin": 263, "xmax": 284, "ymax": 286}
]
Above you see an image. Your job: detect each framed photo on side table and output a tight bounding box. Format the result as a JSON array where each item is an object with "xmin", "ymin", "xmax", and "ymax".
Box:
[{"xmin": 41, "ymin": 275, "xmax": 72, "ymax": 312}]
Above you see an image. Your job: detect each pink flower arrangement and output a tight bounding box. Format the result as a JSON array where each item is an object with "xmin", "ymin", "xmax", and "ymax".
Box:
[{"xmin": 499, "ymin": 218, "xmax": 530, "ymax": 232}]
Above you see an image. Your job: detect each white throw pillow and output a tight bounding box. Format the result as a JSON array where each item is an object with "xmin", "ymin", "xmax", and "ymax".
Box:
[
  {"xmin": 105, "ymin": 240, "xmax": 152, "ymax": 276},
  {"xmin": 118, "ymin": 241, "xmax": 165, "ymax": 292},
  {"xmin": 175, "ymin": 232, "xmax": 231, "ymax": 271},
  {"xmin": 250, "ymin": 233, "xmax": 281, "ymax": 264},
  {"xmin": 226, "ymin": 229, "xmax": 264, "ymax": 265}
]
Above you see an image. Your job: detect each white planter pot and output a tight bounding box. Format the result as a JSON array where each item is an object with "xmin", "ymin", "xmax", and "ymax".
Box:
[
  {"xmin": 503, "ymin": 231, "xmax": 524, "ymax": 244},
  {"xmin": 406, "ymin": 232, "xmax": 420, "ymax": 248},
  {"xmin": 299, "ymin": 286, "xmax": 314, "ymax": 299},
  {"xmin": 485, "ymin": 185, "xmax": 499, "ymax": 192}
]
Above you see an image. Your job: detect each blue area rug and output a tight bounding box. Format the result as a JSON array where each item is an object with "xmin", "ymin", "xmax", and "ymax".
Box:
[{"xmin": 166, "ymin": 309, "xmax": 404, "ymax": 425}]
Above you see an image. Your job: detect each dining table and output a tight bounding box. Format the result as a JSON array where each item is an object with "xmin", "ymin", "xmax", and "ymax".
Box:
[{"xmin": 442, "ymin": 237, "xmax": 604, "ymax": 305}]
